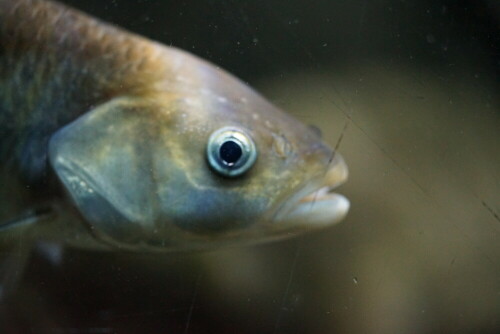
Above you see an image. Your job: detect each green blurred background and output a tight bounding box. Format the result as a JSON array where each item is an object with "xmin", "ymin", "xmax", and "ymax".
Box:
[{"xmin": 6, "ymin": 0, "xmax": 499, "ymax": 333}]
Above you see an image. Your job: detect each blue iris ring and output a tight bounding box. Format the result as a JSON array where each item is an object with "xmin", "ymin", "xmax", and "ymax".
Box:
[{"xmin": 206, "ymin": 127, "xmax": 257, "ymax": 177}]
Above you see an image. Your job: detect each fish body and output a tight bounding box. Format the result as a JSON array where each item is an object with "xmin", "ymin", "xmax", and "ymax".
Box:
[{"xmin": 0, "ymin": 0, "xmax": 349, "ymax": 252}]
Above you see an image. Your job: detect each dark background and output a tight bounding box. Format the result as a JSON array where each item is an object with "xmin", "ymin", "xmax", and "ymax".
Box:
[{"xmin": 61, "ymin": 0, "xmax": 498, "ymax": 84}]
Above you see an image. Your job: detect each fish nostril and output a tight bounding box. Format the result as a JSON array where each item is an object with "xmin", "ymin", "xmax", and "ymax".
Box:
[
  {"xmin": 308, "ymin": 124, "xmax": 323, "ymax": 138},
  {"xmin": 272, "ymin": 133, "xmax": 292, "ymax": 159}
]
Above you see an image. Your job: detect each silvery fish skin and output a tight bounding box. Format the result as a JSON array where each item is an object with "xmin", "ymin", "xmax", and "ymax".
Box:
[{"xmin": 0, "ymin": 0, "xmax": 349, "ymax": 251}]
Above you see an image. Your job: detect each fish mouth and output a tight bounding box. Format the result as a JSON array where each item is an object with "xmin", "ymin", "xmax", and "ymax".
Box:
[{"xmin": 273, "ymin": 154, "xmax": 350, "ymax": 229}]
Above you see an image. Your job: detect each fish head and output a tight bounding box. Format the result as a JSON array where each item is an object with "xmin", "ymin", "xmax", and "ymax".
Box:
[{"xmin": 49, "ymin": 51, "xmax": 349, "ymax": 251}]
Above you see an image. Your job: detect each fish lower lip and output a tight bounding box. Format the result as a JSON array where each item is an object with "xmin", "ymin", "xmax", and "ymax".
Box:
[
  {"xmin": 276, "ymin": 185, "xmax": 349, "ymax": 228},
  {"xmin": 293, "ymin": 191, "xmax": 349, "ymax": 225}
]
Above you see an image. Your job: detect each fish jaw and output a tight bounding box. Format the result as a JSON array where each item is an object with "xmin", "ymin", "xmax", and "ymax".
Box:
[{"xmin": 272, "ymin": 153, "xmax": 349, "ymax": 230}]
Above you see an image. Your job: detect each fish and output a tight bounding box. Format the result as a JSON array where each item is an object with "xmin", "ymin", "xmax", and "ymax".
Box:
[{"xmin": 0, "ymin": 0, "xmax": 349, "ymax": 255}]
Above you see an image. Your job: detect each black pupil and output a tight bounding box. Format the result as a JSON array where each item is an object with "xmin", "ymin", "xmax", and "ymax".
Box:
[{"xmin": 219, "ymin": 140, "xmax": 242, "ymax": 166}]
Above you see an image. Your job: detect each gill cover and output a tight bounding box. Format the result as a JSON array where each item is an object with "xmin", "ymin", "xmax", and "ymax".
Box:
[{"xmin": 48, "ymin": 98, "xmax": 159, "ymax": 246}]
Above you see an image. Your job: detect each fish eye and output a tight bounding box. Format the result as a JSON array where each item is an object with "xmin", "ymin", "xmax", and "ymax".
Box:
[{"xmin": 206, "ymin": 127, "xmax": 257, "ymax": 177}]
